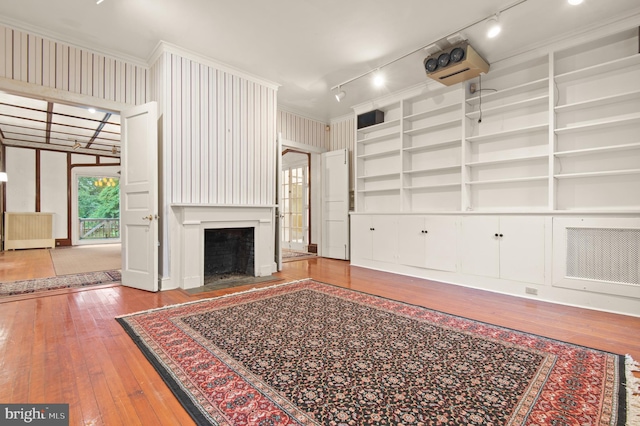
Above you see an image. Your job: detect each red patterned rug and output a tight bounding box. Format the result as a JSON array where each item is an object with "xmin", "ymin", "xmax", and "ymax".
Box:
[{"xmin": 117, "ymin": 279, "xmax": 637, "ymax": 425}]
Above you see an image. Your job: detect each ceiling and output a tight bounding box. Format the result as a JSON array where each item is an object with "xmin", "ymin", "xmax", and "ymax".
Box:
[
  {"xmin": 0, "ymin": 93, "xmax": 121, "ymax": 157},
  {"xmin": 0, "ymin": 0, "xmax": 639, "ymax": 123}
]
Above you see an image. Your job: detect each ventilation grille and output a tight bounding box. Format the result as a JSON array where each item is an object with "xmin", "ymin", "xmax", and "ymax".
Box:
[{"xmin": 566, "ymin": 228, "xmax": 640, "ymax": 285}]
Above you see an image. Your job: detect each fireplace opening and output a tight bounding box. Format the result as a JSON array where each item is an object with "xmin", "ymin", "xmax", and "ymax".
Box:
[{"xmin": 204, "ymin": 228, "xmax": 255, "ymax": 284}]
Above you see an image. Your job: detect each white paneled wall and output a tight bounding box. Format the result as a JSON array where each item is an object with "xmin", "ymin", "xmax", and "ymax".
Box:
[
  {"xmin": 0, "ymin": 24, "xmax": 148, "ymax": 105},
  {"xmin": 40, "ymin": 150, "xmax": 68, "ymax": 239},
  {"xmin": 330, "ymin": 116, "xmax": 355, "ymax": 190},
  {"xmin": 277, "ymin": 109, "xmax": 327, "ymax": 149},
  {"xmin": 155, "ymin": 50, "xmax": 277, "ymax": 205}
]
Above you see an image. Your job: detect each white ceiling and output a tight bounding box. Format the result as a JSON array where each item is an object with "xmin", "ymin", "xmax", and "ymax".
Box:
[{"xmin": 0, "ymin": 0, "xmax": 639, "ymax": 122}]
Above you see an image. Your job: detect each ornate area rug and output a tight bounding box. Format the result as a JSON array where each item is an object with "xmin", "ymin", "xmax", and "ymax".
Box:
[
  {"xmin": 117, "ymin": 279, "xmax": 638, "ymax": 425},
  {"xmin": 0, "ymin": 270, "xmax": 121, "ymax": 297}
]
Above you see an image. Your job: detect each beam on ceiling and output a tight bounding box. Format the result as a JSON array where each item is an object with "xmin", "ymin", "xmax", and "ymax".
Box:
[{"xmin": 86, "ymin": 113, "xmax": 113, "ymax": 149}]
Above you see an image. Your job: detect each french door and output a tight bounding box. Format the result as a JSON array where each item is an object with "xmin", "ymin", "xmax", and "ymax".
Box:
[{"xmin": 281, "ymin": 164, "xmax": 309, "ymax": 251}]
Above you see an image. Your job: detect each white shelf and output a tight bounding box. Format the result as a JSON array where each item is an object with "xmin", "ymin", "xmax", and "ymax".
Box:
[
  {"xmin": 554, "ymin": 114, "xmax": 640, "ymax": 135},
  {"xmin": 554, "ymin": 54, "xmax": 640, "ymax": 84},
  {"xmin": 466, "ymin": 124, "xmax": 549, "ymax": 143},
  {"xmin": 357, "ymin": 118, "xmax": 401, "ymax": 135},
  {"xmin": 404, "ymin": 103, "xmax": 460, "ymax": 122},
  {"xmin": 467, "ymin": 176, "xmax": 548, "ymax": 185},
  {"xmin": 357, "ymin": 172, "xmax": 400, "ymax": 180},
  {"xmin": 404, "ymin": 119, "xmax": 461, "ymax": 136},
  {"xmin": 404, "ymin": 183, "xmax": 461, "ymax": 190},
  {"xmin": 403, "ymin": 139, "xmax": 461, "ymax": 153},
  {"xmin": 357, "ymin": 188, "xmax": 401, "ymax": 194},
  {"xmin": 466, "ymin": 154, "xmax": 548, "ymax": 167},
  {"xmin": 466, "ymin": 95, "xmax": 548, "ymax": 119},
  {"xmin": 554, "ymin": 169, "xmax": 640, "ymax": 179},
  {"xmin": 404, "ymin": 165, "xmax": 461, "ymax": 174},
  {"xmin": 357, "ymin": 148, "xmax": 399, "ymax": 160},
  {"xmin": 357, "ymin": 131, "xmax": 401, "ymax": 145},
  {"xmin": 555, "ymin": 142, "xmax": 640, "ymax": 158},
  {"xmin": 555, "ymin": 90, "xmax": 640, "ymax": 113},
  {"xmin": 466, "ymin": 78, "xmax": 549, "ymax": 105}
]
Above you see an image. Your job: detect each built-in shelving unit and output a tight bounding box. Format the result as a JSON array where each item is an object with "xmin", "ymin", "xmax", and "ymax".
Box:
[{"xmin": 353, "ymin": 27, "xmax": 640, "ymax": 214}]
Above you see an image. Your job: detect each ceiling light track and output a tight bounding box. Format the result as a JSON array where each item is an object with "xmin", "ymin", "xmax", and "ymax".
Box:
[{"xmin": 330, "ymin": 0, "xmax": 528, "ymax": 93}]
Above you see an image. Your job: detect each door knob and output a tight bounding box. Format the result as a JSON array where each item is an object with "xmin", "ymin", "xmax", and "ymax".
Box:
[{"xmin": 143, "ymin": 215, "xmax": 153, "ymax": 221}]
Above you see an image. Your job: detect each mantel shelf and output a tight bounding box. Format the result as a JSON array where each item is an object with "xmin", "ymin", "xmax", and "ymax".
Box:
[
  {"xmin": 466, "ymin": 95, "xmax": 549, "ymax": 119},
  {"xmin": 554, "ymin": 54, "xmax": 640, "ymax": 84},
  {"xmin": 466, "ymin": 124, "xmax": 549, "ymax": 143}
]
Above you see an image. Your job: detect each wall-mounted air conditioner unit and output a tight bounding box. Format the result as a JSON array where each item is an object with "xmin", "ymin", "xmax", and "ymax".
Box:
[{"xmin": 423, "ymin": 42, "xmax": 489, "ymax": 86}]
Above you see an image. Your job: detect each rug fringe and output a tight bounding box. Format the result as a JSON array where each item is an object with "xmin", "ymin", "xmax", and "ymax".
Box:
[
  {"xmin": 115, "ymin": 277, "xmax": 313, "ymax": 319},
  {"xmin": 626, "ymin": 354, "xmax": 640, "ymax": 426}
]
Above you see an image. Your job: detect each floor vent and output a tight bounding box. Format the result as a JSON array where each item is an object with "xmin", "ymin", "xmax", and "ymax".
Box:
[{"xmin": 566, "ymin": 227, "xmax": 640, "ymax": 286}]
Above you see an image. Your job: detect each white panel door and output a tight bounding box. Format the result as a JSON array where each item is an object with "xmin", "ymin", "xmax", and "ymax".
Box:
[
  {"xmin": 424, "ymin": 216, "xmax": 458, "ymax": 272},
  {"xmin": 121, "ymin": 102, "xmax": 158, "ymax": 292},
  {"xmin": 321, "ymin": 149, "xmax": 349, "ymax": 260},
  {"xmin": 350, "ymin": 215, "xmax": 373, "ymax": 261},
  {"xmin": 499, "ymin": 216, "xmax": 545, "ymax": 285},
  {"xmin": 371, "ymin": 215, "xmax": 398, "ymax": 263},
  {"xmin": 461, "ymin": 216, "xmax": 500, "ymax": 278},
  {"xmin": 398, "ymin": 216, "xmax": 427, "ymax": 267}
]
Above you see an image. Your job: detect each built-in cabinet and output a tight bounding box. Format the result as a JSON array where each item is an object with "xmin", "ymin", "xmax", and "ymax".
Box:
[{"xmin": 350, "ymin": 27, "xmax": 640, "ymax": 315}]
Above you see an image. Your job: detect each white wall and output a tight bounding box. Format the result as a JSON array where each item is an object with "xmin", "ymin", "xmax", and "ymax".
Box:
[
  {"xmin": 40, "ymin": 151, "xmax": 68, "ymax": 239},
  {"xmin": 5, "ymin": 147, "xmax": 35, "ymax": 212}
]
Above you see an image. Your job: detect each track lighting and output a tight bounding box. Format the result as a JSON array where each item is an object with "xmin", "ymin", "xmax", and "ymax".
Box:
[
  {"xmin": 373, "ymin": 71, "xmax": 385, "ymax": 88},
  {"xmin": 112, "ymin": 145, "xmax": 118, "ymax": 154},
  {"xmin": 335, "ymin": 88, "xmax": 346, "ymax": 102},
  {"xmin": 486, "ymin": 14, "xmax": 501, "ymax": 38},
  {"xmin": 72, "ymin": 141, "xmax": 81, "ymax": 150},
  {"xmin": 567, "ymin": 0, "xmax": 583, "ymax": 5}
]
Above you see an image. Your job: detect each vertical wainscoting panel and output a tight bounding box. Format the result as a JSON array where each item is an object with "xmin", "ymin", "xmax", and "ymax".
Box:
[
  {"xmin": 163, "ymin": 52, "xmax": 276, "ymax": 205},
  {"xmin": 0, "ymin": 24, "xmax": 148, "ymax": 106},
  {"xmin": 277, "ymin": 109, "xmax": 327, "ymax": 149},
  {"xmin": 330, "ymin": 116, "xmax": 355, "ymax": 190}
]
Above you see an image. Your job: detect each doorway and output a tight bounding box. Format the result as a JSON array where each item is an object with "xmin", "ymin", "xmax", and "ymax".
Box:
[{"xmin": 281, "ymin": 150, "xmax": 313, "ymax": 257}]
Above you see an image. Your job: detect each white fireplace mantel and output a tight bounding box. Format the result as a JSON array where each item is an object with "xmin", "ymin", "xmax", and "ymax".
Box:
[{"xmin": 171, "ymin": 204, "xmax": 277, "ymax": 289}]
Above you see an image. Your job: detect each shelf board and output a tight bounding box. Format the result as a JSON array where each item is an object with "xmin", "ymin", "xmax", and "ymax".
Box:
[
  {"xmin": 466, "ymin": 95, "xmax": 549, "ymax": 119},
  {"xmin": 554, "ymin": 169, "xmax": 640, "ymax": 179},
  {"xmin": 466, "ymin": 154, "xmax": 548, "ymax": 167},
  {"xmin": 555, "ymin": 142, "xmax": 640, "ymax": 158},
  {"xmin": 555, "ymin": 54, "xmax": 640, "ymax": 84},
  {"xmin": 403, "ymin": 139, "xmax": 461, "ymax": 153},
  {"xmin": 404, "ymin": 119, "xmax": 461, "ymax": 136},
  {"xmin": 357, "ymin": 118, "xmax": 401, "ymax": 135},
  {"xmin": 466, "ymin": 176, "xmax": 548, "ymax": 185},
  {"xmin": 357, "ymin": 148, "xmax": 399, "ymax": 160},
  {"xmin": 466, "ymin": 124, "xmax": 549, "ymax": 143},
  {"xmin": 555, "ymin": 90, "xmax": 640, "ymax": 113},
  {"xmin": 357, "ymin": 188, "xmax": 401, "ymax": 194},
  {"xmin": 357, "ymin": 172, "xmax": 401, "ymax": 180},
  {"xmin": 404, "ymin": 165, "xmax": 461, "ymax": 174},
  {"xmin": 404, "ymin": 103, "xmax": 460, "ymax": 122},
  {"xmin": 357, "ymin": 131, "xmax": 401, "ymax": 145},
  {"xmin": 404, "ymin": 183, "xmax": 461, "ymax": 190},
  {"xmin": 466, "ymin": 78, "xmax": 549, "ymax": 105},
  {"xmin": 554, "ymin": 114, "xmax": 640, "ymax": 135}
]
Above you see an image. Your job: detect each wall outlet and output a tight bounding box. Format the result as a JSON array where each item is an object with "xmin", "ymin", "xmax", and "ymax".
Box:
[{"xmin": 525, "ymin": 287, "xmax": 538, "ymax": 296}]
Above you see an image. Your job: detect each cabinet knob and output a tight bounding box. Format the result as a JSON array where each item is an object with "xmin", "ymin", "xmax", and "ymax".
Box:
[
  {"xmin": 494, "ymin": 233, "xmax": 499, "ymax": 237},
  {"xmin": 499, "ymin": 234, "xmax": 504, "ymax": 237}
]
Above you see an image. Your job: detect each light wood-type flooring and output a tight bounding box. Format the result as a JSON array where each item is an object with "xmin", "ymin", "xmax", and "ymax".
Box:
[{"xmin": 0, "ymin": 249, "xmax": 639, "ymax": 425}]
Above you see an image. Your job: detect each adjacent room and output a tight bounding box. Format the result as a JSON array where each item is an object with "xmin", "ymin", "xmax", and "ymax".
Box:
[{"xmin": 0, "ymin": 0, "xmax": 639, "ymax": 424}]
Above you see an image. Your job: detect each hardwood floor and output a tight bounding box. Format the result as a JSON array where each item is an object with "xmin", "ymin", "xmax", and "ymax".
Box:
[{"xmin": 0, "ymin": 250, "xmax": 639, "ymax": 425}]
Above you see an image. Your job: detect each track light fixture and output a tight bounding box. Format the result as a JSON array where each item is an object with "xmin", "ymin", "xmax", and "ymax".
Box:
[
  {"xmin": 335, "ymin": 87, "xmax": 346, "ymax": 102},
  {"xmin": 72, "ymin": 141, "xmax": 81, "ymax": 150},
  {"xmin": 112, "ymin": 145, "xmax": 118, "ymax": 154},
  {"xmin": 567, "ymin": 0, "xmax": 583, "ymax": 5},
  {"xmin": 486, "ymin": 14, "xmax": 501, "ymax": 38},
  {"xmin": 373, "ymin": 71, "xmax": 385, "ymax": 88}
]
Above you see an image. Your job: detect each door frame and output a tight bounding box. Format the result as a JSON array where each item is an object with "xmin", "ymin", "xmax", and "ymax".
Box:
[{"xmin": 281, "ymin": 148, "xmax": 311, "ymax": 251}]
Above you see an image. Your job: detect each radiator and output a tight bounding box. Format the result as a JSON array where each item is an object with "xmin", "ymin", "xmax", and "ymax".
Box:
[{"xmin": 4, "ymin": 212, "xmax": 55, "ymax": 250}]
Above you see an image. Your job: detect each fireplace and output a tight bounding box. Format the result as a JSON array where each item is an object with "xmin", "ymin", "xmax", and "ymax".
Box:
[{"xmin": 203, "ymin": 228, "xmax": 255, "ymax": 284}]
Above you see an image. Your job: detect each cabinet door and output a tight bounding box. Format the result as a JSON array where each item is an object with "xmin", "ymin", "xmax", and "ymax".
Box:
[
  {"xmin": 424, "ymin": 216, "xmax": 458, "ymax": 272},
  {"xmin": 461, "ymin": 216, "xmax": 500, "ymax": 278},
  {"xmin": 398, "ymin": 216, "xmax": 427, "ymax": 268},
  {"xmin": 499, "ymin": 216, "xmax": 545, "ymax": 285},
  {"xmin": 350, "ymin": 215, "xmax": 373, "ymax": 260},
  {"xmin": 371, "ymin": 215, "xmax": 398, "ymax": 263}
]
